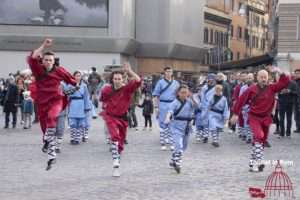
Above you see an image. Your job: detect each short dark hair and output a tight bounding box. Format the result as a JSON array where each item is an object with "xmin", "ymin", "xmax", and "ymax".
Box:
[
  {"xmin": 177, "ymin": 84, "xmax": 189, "ymax": 93},
  {"xmin": 91, "ymin": 67, "xmax": 96, "ymax": 72},
  {"xmin": 164, "ymin": 66, "xmax": 172, "ymax": 71},
  {"xmin": 73, "ymin": 70, "xmax": 81, "ymax": 76},
  {"xmin": 110, "ymin": 71, "xmax": 124, "ymax": 84},
  {"xmin": 43, "ymin": 51, "xmax": 55, "ymax": 57}
]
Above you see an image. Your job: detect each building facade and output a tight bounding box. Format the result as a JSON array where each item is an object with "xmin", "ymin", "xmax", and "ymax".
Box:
[
  {"xmin": 203, "ymin": 0, "xmax": 232, "ymax": 69},
  {"xmin": 0, "ymin": 0, "xmax": 207, "ymax": 78},
  {"xmin": 276, "ymin": 0, "xmax": 300, "ymax": 71}
]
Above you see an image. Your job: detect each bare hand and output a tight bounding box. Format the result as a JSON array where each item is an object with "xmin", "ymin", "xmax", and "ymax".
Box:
[
  {"xmin": 43, "ymin": 38, "xmax": 53, "ymax": 48},
  {"xmin": 230, "ymin": 114, "xmax": 238, "ymax": 125},
  {"xmin": 267, "ymin": 65, "xmax": 281, "ymax": 73},
  {"xmin": 123, "ymin": 62, "xmax": 131, "ymax": 73}
]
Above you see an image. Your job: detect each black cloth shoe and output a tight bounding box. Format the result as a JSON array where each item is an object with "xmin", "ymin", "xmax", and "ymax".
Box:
[
  {"xmin": 174, "ymin": 164, "xmax": 181, "ymax": 174},
  {"xmin": 293, "ymin": 129, "xmax": 300, "ymax": 133},
  {"xmin": 46, "ymin": 158, "xmax": 56, "ymax": 171},
  {"xmin": 42, "ymin": 141, "xmax": 49, "ymax": 153},
  {"xmin": 55, "ymin": 148, "xmax": 61, "ymax": 154},
  {"xmin": 4, "ymin": 125, "xmax": 8, "ymax": 129},
  {"xmin": 203, "ymin": 137, "xmax": 208, "ymax": 143},
  {"xmin": 264, "ymin": 141, "xmax": 271, "ymax": 148},
  {"xmin": 212, "ymin": 142, "xmax": 220, "ymax": 147}
]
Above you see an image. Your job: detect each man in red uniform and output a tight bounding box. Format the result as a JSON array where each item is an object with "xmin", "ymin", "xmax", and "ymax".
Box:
[
  {"xmin": 27, "ymin": 38, "xmax": 77, "ymax": 170},
  {"xmin": 231, "ymin": 67, "xmax": 290, "ymax": 172},
  {"xmin": 100, "ymin": 63, "xmax": 141, "ymax": 177},
  {"xmin": 232, "ymin": 72, "xmax": 247, "ymax": 137}
]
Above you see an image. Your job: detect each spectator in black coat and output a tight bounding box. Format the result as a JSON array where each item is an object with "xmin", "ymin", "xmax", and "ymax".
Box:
[
  {"xmin": 3, "ymin": 78, "xmax": 19, "ymax": 128},
  {"xmin": 138, "ymin": 94, "xmax": 154, "ymax": 131},
  {"xmin": 278, "ymin": 80, "xmax": 298, "ymax": 138}
]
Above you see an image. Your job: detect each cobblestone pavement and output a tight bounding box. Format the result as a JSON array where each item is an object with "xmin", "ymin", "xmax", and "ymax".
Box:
[{"xmin": 0, "ymin": 112, "xmax": 299, "ymax": 200}]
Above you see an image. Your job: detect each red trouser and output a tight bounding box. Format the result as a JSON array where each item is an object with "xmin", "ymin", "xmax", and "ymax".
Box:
[
  {"xmin": 102, "ymin": 114, "xmax": 128, "ymax": 153},
  {"xmin": 238, "ymin": 112, "xmax": 244, "ymax": 127},
  {"xmin": 248, "ymin": 114, "xmax": 272, "ymax": 143},
  {"xmin": 38, "ymin": 98, "xmax": 63, "ymax": 135}
]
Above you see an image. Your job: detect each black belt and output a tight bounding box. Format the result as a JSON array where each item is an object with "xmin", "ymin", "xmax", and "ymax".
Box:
[
  {"xmin": 109, "ymin": 113, "xmax": 128, "ymax": 121},
  {"xmin": 195, "ymin": 108, "xmax": 201, "ymax": 114},
  {"xmin": 160, "ymin": 99, "xmax": 173, "ymax": 103},
  {"xmin": 70, "ymin": 97, "xmax": 83, "ymax": 100},
  {"xmin": 210, "ymin": 108, "xmax": 223, "ymax": 114},
  {"xmin": 174, "ymin": 116, "xmax": 193, "ymax": 121}
]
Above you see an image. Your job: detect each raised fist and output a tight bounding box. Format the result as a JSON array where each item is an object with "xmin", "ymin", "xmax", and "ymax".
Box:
[{"xmin": 43, "ymin": 38, "xmax": 53, "ymax": 48}]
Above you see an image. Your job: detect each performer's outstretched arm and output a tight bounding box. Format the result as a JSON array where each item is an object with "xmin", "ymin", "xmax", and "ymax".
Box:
[
  {"xmin": 123, "ymin": 62, "xmax": 141, "ymax": 82},
  {"xmin": 32, "ymin": 38, "xmax": 53, "ymax": 59}
]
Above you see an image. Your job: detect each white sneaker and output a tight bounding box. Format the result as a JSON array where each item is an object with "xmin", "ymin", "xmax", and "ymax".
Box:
[
  {"xmin": 112, "ymin": 168, "xmax": 121, "ymax": 177},
  {"xmin": 161, "ymin": 145, "xmax": 167, "ymax": 151},
  {"xmin": 113, "ymin": 159, "xmax": 120, "ymax": 168},
  {"xmin": 196, "ymin": 137, "xmax": 201, "ymax": 142},
  {"xmin": 169, "ymin": 145, "xmax": 175, "ymax": 151}
]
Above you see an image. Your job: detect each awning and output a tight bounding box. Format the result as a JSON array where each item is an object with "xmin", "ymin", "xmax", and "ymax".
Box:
[{"xmin": 209, "ymin": 53, "xmax": 273, "ymax": 71}]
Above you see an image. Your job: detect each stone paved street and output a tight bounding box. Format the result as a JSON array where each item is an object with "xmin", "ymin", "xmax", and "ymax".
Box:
[{"xmin": 0, "ymin": 111, "xmax": 299, "ymax": 200}]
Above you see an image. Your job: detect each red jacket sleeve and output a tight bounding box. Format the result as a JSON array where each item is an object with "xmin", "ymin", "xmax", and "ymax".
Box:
[
  {"xmin": 57, "ymin": 67, "xmax": 77, "ymax": 86},
  {"xmin": 124, "ymin": 80, "xmax": 142, "ymax": 94},
  {"xmin": 232, "ymin": 84, "xmax": 241, "ymax": 102},
  {"xmin": 233, "ymin": 86, "xmax": 252, "ymax": 115},
  {"xmin": 100, "ymin": 85, "xmax": 112, "ymax": 103},
  {"xmin": 270, "ymin": 74, "xmax": 290, "ymax": 93},
  {"xmin": 27, "ymin": 52, "xmax": 44, "ymax": 77}
]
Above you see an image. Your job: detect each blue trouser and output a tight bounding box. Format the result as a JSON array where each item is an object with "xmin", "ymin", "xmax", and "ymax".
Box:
[
  {"xmin": 69, "ymin": 118, "xmax": 85, "ymax": 142},
  {"xmin": 158, "ymin": 102, "xmax": 173, "ymax": 145}
]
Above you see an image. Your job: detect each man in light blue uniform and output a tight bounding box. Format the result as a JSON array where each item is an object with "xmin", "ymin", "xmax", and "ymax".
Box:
[
  {"xmin": 164, "ymin": 85, "xmax": 197, "ymax": 173},
  {"xmin": 66, "ymin": 71, "xmax": 91, "ymax": 145},
  {"xmin": 153, "ymin": 67, "xmax": 180, "ymax": 150},
  {"xmin": 239, "ymin": 73, "xmax": 255, "ymax": 144},
  {"xmin": 199, "ymin": 73, "xmax": 216, "ymax": 143},
  {"xmin": 208, "ymin": 84, "xmax": 230, "ymax": 147}
]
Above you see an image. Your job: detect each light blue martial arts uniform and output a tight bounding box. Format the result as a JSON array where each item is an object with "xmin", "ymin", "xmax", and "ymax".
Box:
[
  {"xmin": 66, "ymin": 82, "xmax": 90, "ymax": 143},
  {"xmin": 83, "ymin": 98, "xmax": 93, "ymax": 140},
  {"xmin": 152, "ymin": 78, "xmax": 180, "ymax": 146},
  {"xmin": 168, "ymin": 97, "xmax": 195, "ymax": 167},
  {"xmin": 239, "ymin": 84, "xmax": 253, "ymax": 142},
  {"xmin": 199, "ymin": 84, "xmax": 215, "ymax": 140},
  {"xmin": 194, "ymin": 92, "xmax": 203, "ymax": 139},
  {"xmin": 207, "ymin": 95, "xmax": 230, "ymax": 145}
]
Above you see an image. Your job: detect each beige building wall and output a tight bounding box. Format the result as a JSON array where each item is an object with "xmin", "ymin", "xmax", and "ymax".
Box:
[{"xmin": 137, "ymin": 58, "xmax": 208, "ymax": 77}]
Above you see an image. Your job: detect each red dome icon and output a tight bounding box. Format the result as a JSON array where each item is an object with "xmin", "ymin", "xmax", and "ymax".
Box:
[{"xmin": 264, "ymin": 160, "xmax": 295, "ymax": 199}]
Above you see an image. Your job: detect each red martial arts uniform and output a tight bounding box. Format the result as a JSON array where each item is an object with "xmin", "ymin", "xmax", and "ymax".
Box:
[
  {"xmin": 100, "ymin": 80, "xmax": 141, "ymax": 153},
  {"xmin": 232, "ymin": 83, "xmax": 244, "ymax": 127},
  {"xmin": 27, "ymin": 54, "xmax": 76, "ymax": 134},
  {"xmin": 233, "ymin": 74, "xmax": 290, "ymax": 143}
]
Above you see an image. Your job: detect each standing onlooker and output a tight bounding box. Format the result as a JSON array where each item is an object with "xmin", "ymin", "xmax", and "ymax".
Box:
[
  {"xmin": 138, "ymin": 94, "xmax": 154, "ymax": 131},
  {"xmin": 88, "ymin": 67, "xmax": 102, "ymax": 108},
  {"xmin": 278, "ymin": 79, "xmax": 298, "ymax": 138},
  {"xmin": 16, "ymin": 77, "xmax": 25, "ymax": 125},
  {"xmin": 22, "ymin": 91, "xmax": 34, "ymax": 129},
  {"xmin": 28, "ymin": 76, "xmax": 39, "ymax": 123},
  {"xmin": 128, "ymin": 87, "xmax": 141, "ymax": 130},
  {"xmin": 293, "ymin": 69, "xmax": 300, "ymax": 133},
  {"xmin": 3, "ymin": 78, "xmax": 19, "ymax": 128}
]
